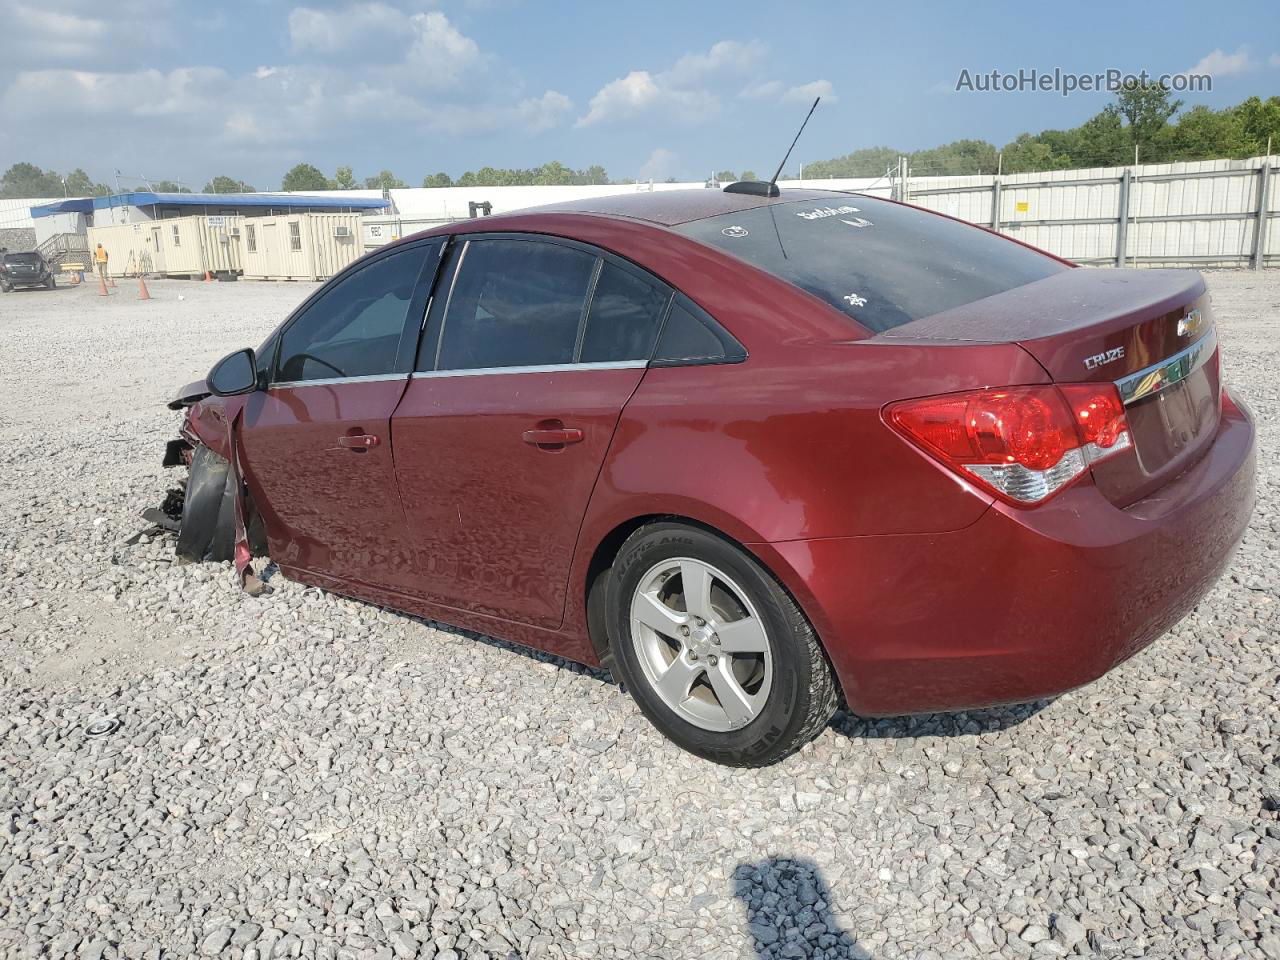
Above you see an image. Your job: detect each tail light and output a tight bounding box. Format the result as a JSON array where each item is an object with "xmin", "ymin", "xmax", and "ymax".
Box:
[{"xmin": 887, "ymin": 383, "xmax": 1131, "ymax": 505}]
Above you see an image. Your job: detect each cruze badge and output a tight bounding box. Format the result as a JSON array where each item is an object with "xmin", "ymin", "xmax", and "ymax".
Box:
[
  {"xmin": 1177, "ymin": 308, "xmax": 1207, "ymax": 338},
  {"xmin": 1083, "ymin": 346, "xmax": 1126, "ymax": 371}
]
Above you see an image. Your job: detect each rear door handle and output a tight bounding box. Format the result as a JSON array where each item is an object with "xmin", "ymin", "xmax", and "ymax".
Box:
[
  {"xmin": 337, "ymin": 434, "xmax": 380, "ymax": 451},
  {"xmin": 522, "ymin": 427, "xmax": 584, "ymax": 447}
]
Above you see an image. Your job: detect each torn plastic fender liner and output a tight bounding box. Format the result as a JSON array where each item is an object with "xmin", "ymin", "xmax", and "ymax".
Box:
[{"xmin": 175, "ymin": 445, "xmax": 236, "ymax": 563}]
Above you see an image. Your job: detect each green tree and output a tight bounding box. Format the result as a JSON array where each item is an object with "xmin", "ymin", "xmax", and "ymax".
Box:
[
  {"xmin": 331, "ymin": 165, "xmax": 357, "ymax": 190},
  {"xmin": 1110, "ymin": 81, "xmax": 1183, "ymax": 159},
  {"xmin": 911, "ymin": 139, "xmax": 999, "ymax": 176},
  {"xmin": 999, "ymin": 133, "xmax": 1071, "ymax": 174},
  {"xmin": 740, "ymin": 169, "xmax": 758, "ymax": 181},
  {"xmin": 578, "ymin": 164, "xmax": 609, "ymax": 185},
  {"xmin": 280, "ymin": 163, "xmax": 330, "ymax": 191},
  {"xmin": 714, "ymin": 169, "xmax": 737, "ymax": 182},
  {"xmin": 64, "ymin": 169, "xmax": 112, "ymax": 196},
  {"xmin": 1234, "ymin": 95, "xmax": 1280, "ymax": 155},
  {"xmin": 363, "ymin": 170, "xmax": 407, "ymax": 190},
  {"xmin": 422, "ymin": 172, "xmax": 453, "ymax": 188},
  {"xmin": 0, "ymin": 162, "xmax": 63, "ymax": 198},
  {"xmin": 799, "ymin": 146, "xmax": 899, "ymax": 179},
  {"xmin": 204, "ymin": 175, "xmax": 254, "ymax": 193}
]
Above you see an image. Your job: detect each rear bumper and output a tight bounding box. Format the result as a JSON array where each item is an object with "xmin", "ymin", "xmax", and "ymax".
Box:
[{"xmin": 757, "ymin": 388, "xmax": 1256, "ymax": 716}]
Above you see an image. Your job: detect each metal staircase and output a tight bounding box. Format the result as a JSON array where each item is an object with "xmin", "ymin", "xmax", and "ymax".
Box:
[{"xmin": 36, "ymin": 232, "xmax": 90, "ymax": 269}]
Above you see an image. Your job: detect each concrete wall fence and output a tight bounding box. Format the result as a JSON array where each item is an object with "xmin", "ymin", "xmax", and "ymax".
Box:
[{"xmin": 900, "ymin": 155, "xmax": 1277, "ymax": 269}]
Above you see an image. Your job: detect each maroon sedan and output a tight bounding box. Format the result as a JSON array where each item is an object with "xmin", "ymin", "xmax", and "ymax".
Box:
[{"xmin": 165, "ymin": 186, "xmax": 1255, "ymax": 766}]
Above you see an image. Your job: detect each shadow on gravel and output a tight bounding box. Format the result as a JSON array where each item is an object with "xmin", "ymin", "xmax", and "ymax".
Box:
[
  {"xmin": 829, "ymin": 698, "xmax": 1051, "ymax": 742},
  {"xmin": 733, "ymin": 857, "xmax": 870, "ymax": 958}
]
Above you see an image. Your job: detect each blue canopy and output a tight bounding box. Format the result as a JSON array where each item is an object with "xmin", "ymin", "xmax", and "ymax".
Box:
[
  {"xmin": 29, "ymin": 198, "xmax": 96, "ymax": 218},
  {"xmin": 91, "ymin": 191, "xmax": 390, "ymax": 211}
]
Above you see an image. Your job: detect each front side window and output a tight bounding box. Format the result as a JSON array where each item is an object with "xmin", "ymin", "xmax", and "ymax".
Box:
[
  {"xmin": 289, "ymin": 222, "xmax": 302, "ymax": 252},
  {"xmin": 435, "ymin": 239, "xmax": 596, "ymax": 371},
  {"xmin": 276, "ymin": 245, "xmax": 428, "ymax": 383},
  {"xmin": 675, "ymin": 195, "xmax": 1066, "ymax": 333}
]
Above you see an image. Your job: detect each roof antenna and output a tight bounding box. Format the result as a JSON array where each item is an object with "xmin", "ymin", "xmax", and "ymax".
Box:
[{"xmin": 725, "ymin": 96, "xmax": 820, "ymax": 198}]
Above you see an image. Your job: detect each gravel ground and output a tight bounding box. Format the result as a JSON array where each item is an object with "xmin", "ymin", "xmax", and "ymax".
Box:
[{"xmin": 0, "ymin": 272, "xmax": 1277, "ymax": 960}]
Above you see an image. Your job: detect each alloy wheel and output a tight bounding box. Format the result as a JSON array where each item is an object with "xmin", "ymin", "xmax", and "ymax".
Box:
[{"xmin": 628, "ymin": 557, "xmax": 773, "ymax": 732}]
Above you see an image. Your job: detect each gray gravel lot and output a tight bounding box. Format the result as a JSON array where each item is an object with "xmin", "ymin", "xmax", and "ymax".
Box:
[{"xmin": 0, "ymin": 272, "xmax": 1277, "ymax": 960}]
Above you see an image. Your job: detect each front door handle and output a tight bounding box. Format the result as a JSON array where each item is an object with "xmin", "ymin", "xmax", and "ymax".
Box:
[
  {"xmin": 522, "ymin": 426, "xmax": 584, "ymax": 447},
  {"xmin": 337, "ymin": 433, "xmax": 380, "ymax": 451}
]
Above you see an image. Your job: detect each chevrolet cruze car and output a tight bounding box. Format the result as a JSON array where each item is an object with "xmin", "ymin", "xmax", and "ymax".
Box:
[{"xmin": 163, "ymin": 186, "xmax": 1255, "ymax": 766}]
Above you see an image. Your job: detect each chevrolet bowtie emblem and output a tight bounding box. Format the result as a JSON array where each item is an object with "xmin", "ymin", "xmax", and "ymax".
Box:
[{"xmin": 1177, "ymin": 308, "xmax": 1207, "ymax": 338}]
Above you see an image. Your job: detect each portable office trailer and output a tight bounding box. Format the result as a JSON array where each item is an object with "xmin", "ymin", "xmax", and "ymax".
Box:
[
  {"xmin": 88, "ymin": 214, "xmax": 245, "ymax": 277},
  {"xmin": 85, "ymin": 222, "xmax": 153, "ymax": 276},
  {"xmin": 241, "ymin": 213, "xmax": 363, "ymax": 280}
]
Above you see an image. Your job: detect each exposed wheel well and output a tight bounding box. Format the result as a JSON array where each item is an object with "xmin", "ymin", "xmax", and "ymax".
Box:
[{"xmin": 583, "ymin": 514, "xmax": 831, "ymax": 686}]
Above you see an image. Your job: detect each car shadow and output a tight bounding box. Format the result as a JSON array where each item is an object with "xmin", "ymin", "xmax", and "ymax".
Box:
[
  {"xmin": 829, "ymin": 699, "xmax": 1051, "ymax": 742},
  {"xmin": 733, "ymin": 857, "xmax": 872, "ymax": 959},
  {"xmin": 251, "ymin": 560, "xmax": 1048, "ymax": 737}
]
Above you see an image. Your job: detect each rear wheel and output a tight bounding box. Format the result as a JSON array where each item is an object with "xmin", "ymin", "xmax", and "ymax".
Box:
[{"xmin": 608, "ymin": 522, "xmax": 838, "ymax": 766}]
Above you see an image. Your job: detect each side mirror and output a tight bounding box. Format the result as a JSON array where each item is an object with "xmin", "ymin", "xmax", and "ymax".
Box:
[{"xmin": 207, "ymin": 348, "xmax": 258, "ymax": 397}]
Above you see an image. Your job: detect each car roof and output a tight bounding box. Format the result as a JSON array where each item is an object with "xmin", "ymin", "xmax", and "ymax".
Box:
[{"xmin": 525, "ymin": 187, "xmax": 859, "ymax": 227}]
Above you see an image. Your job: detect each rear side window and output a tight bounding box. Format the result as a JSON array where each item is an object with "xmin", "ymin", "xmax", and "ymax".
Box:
[
  {"xmin": 654, "ymin": 296, "xmax": 745, "ymax": 364},
  {"xmin": 674, "ymin": 195, "xmax": 1066, "ymax": 333},
  {"xmin": 579, "ymin": 262, "xmax": 670, "ymax": 363},
  {"xmin": 436, "ymin": 239, "xmax": 596, "ymax": 370}
]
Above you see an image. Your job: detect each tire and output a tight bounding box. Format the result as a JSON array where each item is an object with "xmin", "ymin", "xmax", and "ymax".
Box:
[{"xmin": 607, "ymin": 522, "xmax": 838, "ymax": 766}]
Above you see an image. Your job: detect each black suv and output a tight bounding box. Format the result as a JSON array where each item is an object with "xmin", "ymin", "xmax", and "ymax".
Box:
[{"xmin": 0, "ymin": 251, "xmax": 56, "ymax": 291}]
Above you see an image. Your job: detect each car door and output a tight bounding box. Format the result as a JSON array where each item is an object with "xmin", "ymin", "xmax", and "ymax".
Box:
[
  {"xmin": 392, "ymin": 235, "xmax": 673, "ymax": 629},
  {"xmin": 238, "ymin": 238, "xmax": 443, "ymax": 592}
]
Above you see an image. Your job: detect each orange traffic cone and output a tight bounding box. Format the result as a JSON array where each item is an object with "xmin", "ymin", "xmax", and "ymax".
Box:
[
  {"xmin": 97, "ymin": 271, "xmax": 110, "ymax": 296},
  {"xmin": 138, "ymin": 273, "xmax": 152, "ymax": 300},
  {"xmin": 203, "ymin": 270, "xmax": 213, "ymax": 282}
]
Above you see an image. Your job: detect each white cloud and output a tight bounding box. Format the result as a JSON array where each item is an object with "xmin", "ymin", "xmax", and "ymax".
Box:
[
  {"xmin": 639, "ymin": 148, "xmax": 678, "ymax": 181},
  {"xmin": 1269, "ymin": 53, "xmax": 1280, "ymax": 68},
  {"xmin": 783, "ymin": 80, "xmax": 836, "ymax": 104},
  {"xmin": 665, "ymin": 40, "xmax": 766, "ymax": 86},
  {"xmin": 739, "ymin": 80, "xmax": 782, "ymax": 100},
  {"xmin": 517, "ymin": 91, "xmax": 574, "ymax": 133},
  {"xmin": 577, "ymin": 39, "xmax": 766, "ymax": 127},
  {"xmin": 289, "ymin": 2, "xmax": 404, "ymax": 55},
  {"xmin": 403, "ymin": 12, "xmax": 482, "ymax": 88},
  {"xmin": 1187, "ymin": 47, "xmax": 1258, "ymax": 77}
]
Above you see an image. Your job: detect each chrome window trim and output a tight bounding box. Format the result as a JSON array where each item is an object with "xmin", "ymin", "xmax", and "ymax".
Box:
[
  {"xmin": 1114, "ymin": 328, "xmax": 1217, "ymax": 406},
  {"xmin": 432, "ymin": 239, "xmax": 470, "ymax": 371},
  {"xmin": 411, "ymin": 360, "xmax": 648, "ymax": 380},
  {"xmin": 269, "ymin": 373, "xmax": 409, "ymax": 390}
]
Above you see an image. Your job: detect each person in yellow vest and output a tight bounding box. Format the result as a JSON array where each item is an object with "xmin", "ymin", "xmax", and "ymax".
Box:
[{"xmin": 94, "ymin": 243, "xmax": 109, "ymax": 281}]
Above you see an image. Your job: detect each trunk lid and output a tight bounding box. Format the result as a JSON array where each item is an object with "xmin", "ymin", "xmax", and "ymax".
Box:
[{"xmin": 876, "ymin": 268, "xmax": 1220, "ymax": 506}]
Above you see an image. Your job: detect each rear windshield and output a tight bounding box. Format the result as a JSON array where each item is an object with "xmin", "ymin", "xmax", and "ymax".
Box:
[
  {"xmin": 675, "ymin": 195, "xmax": 1067, "ymax": 333},
  {"xmin": 3, "ymin": 253, "xmax": 41, "ymax": 265}
]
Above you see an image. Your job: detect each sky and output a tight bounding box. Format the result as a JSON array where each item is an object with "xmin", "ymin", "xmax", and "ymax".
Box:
[{"xmin": 1, "ymin": 0, "xmax": 1277, "ymax": 190}]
